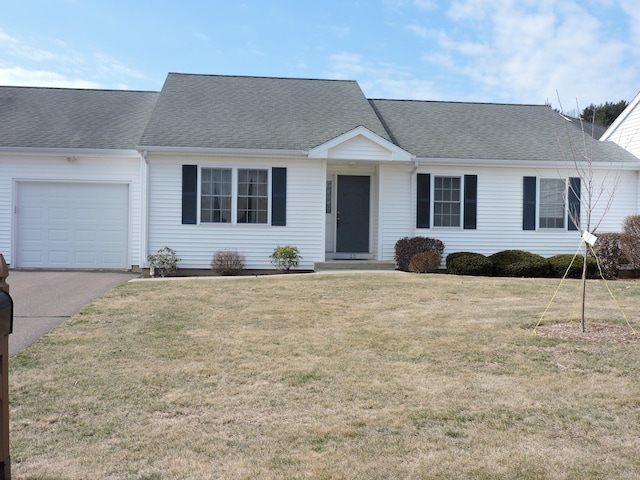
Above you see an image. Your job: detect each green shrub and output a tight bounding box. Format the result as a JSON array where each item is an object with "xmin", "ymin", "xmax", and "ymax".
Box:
[
  {"xmin": 548, "ymin": 254, "xmax": 598, "ymax": 279},
  {"xmin": 408, "ymin": 251, "xmax": 442, "ymax": 273},
  {"xmin": 270, "ymin": 245, "xmax": 302, "ymax": 272},
  {"xmin": 394, "ymin": 237, "xmax": 445, "ymax": 272},
  {"xmin": 446, "ymin": 252, "xmax": 493, "ymax": 276},
  {"xmin": 489, "ymin": 250, "xmax": 550, "ymax": 277},
  {"xmin": 147, "ymin": 247, "xmax": 180, "ymax": 277},
  {"xmin": 592, "ymin": 232, "xmax": 625, "ymax": 279},
  {"xmin": 211, "ymin": 250, "xmax": 245, "ymax": 276},
  {"xmin": 621, "ymin": 215, "xmax": 640, "ymax": 269}
]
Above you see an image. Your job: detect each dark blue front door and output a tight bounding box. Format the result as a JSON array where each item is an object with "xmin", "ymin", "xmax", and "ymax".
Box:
[{"xmin": 336, "ymin": 175, "xmax": 370, "ymax": 253}]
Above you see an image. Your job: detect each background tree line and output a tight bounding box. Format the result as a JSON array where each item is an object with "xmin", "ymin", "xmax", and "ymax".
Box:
[{"xmin": 582, "ymin": 100, "xmax": 629, "ymax": 127}]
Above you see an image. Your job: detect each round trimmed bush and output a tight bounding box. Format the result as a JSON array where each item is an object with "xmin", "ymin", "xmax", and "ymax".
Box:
[
  {"xmin": 408, "ymin": 251, "xmax": 442, "ymax": 273},
  {"xmin": 489, "ymin": 250, "xmax": 551, "ymax": 277},
  {"xmin": 394, "ymin": 236, "xmax": 445, "ymax": 272},
  {"xmin": 446, "ymin": 252, "xmax": 493, "ymax": 276},
  {"xmin": 548, "ymin": 254, "xmax": 598, "ymax": 279}
]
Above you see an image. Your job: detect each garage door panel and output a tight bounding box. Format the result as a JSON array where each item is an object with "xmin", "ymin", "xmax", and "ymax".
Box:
[
  {"xmin": 49, "ymin": 229, "xmax": 70, "ymax": 241},
  {"xmin": 76, "ymin": 208, "xmax": 98, "ymax": 221},
  {"xmin": 49, "ymin": 251, "xmax": 70, "ymax": 264},
  {"xmin": 76, "ymin": 230, "xmax": 97, "ymax": 242},
  {"xmin": 49, "ymin": 207, "xmax": 70, "ymax": 221},
  {"xmin": 17, "ymin": 182, "xmax": 129, "ymax": 269}
]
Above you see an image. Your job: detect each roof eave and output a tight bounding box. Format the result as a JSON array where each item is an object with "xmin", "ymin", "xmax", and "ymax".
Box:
[
  {"xmin": 414, "ymin": 156, "xmax": 640, "ymax": 170},
  {"xmin": 0, "ymin": 146, "xmax": 141, "ymax": 158},
  {"xmin": 137, "ymin": 145, "xmax": 308, "ymax": 159}
]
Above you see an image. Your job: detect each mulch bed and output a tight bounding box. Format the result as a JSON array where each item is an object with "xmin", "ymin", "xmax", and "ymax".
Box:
[{"xmin": 535, "ymin": 322, "xmax": 639, "ymax": 343}]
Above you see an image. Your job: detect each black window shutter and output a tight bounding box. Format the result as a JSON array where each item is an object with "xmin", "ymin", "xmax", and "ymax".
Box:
[
  {"xmin": 523, "ymin": 176, "xmax": 536, "ymax": 230},
  {"xmin": 182, "ymin": 165, "xmax": 198, "ymax": 225},
  {"xmin": 416, "ymin": 173, "xmax": 430, "ymax": 228},
  {"xmin": 271, "ymin": 167, "xmax": 287, "ymax": 226},
  {"xmin": 568, "ymin": 177, "xmax": 581, "ymax": 231},
  {"xmin": 463, "ymin": 175, "xmax": 477, "ymax": 230}
]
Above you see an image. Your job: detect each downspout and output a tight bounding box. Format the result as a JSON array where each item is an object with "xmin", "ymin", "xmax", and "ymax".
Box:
[
  {"xmin": 410, "ymin": 158, "xmax": 419, "ymax": 237},
  {"xmin": 140, "ymin": 150, "xmax": 149, "ymax": 270}
]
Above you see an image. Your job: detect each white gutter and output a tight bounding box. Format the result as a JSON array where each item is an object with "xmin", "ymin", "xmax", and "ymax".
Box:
[
  {"xmin": 136, "ymin": 145, "xmax": 308, "ymax": 159},
  {"xmin": 0, "ymin": 147, "xmax": 139, "ymax": 158}
]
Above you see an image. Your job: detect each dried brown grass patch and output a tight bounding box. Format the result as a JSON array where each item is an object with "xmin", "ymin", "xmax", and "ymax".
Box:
[{"xmin": 9, "ymin": 273, "xmax": 640, "ymax": 479}]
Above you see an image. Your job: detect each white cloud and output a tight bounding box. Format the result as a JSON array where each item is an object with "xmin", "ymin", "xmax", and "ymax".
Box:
[
  {"xmin": 94, "ymin": 53, "xmax": 145, "ymax": 80},
  {"xmin": 0, "ymin": 30, "xmax": 146, "ymax": 89},
  {"xmin": 0, "ymin": 30, "xmax": 70, "ymax": 63},
  {"xmin": 413, "ymin": 0, "xmax": 436, "ymax": 10},
  {"xmin": 0, "ymin": 66, "xmax": 100, "ymax": 88},
  {"xmin": 326, "ymin": 52, "xmax": 439, "ymax": 99},
  {"xmin": 419, "ymin": 1, "xmax": 639, "ymax": 105}
]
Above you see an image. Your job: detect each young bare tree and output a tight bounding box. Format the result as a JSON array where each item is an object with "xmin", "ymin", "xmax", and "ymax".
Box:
[{"xmin": 556, "ymin": 97, "xmax": 623, "ymax": 332}]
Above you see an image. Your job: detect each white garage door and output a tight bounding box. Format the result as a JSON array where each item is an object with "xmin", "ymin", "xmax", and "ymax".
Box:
[{"xmin": 16, "ymin": 182, "xmax": 129, "ymax": 269}]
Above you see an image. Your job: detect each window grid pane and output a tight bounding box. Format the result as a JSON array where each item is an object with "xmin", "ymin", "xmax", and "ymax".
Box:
[
  {"xmin": 237, "ymin": 169, "xmax": 268, "ymax": 224},
  {"xmin": 539, "ymin": 178, "xmax": 565, "ymax": 229},
  {"xmin": 201, "ymin": 168, "xmax": 232, "ymax": 223},
  {"xmin": 434, "ymin": 176, "xmax": 461, "ymax": 227}
]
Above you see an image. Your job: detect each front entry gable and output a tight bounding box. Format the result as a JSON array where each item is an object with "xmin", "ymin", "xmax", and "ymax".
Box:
[{"xmin": 308, "ymin": 126, "xmax": 412, "ymax": 162}]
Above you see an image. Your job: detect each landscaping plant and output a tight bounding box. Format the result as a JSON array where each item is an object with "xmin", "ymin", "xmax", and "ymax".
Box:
[
  {"xmin": 269, "ymin": 245, "xmax": 302, "ymax": 271},
  {"xmin": 394, "ymin": 236, "xmax": 444, "ymax": 271},
  {"xmin": 147, "ymin": 246, "xmax": 180, "ymax": 277},
  {"xmin": 620, "ymin": 215, "xmax": 640, "ymax": 269},
  {"xmin": 211, "ymin": 250, "xmax": 245, "ymax": 276}
]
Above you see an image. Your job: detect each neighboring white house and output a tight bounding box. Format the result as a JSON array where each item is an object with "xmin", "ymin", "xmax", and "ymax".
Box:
[
  {"xmin": 601, "ymin": 92, "xmax": 640, "ymax": 177},
  {"xmin": 1, "ymin": 73, "xmax": 639, "ymax": 271}
]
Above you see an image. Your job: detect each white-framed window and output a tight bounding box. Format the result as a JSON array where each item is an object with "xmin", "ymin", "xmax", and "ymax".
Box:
[
  {"xmin": 433, "ymin": 176, "xmax": 461, "ymax": 227},
  {"xmin": 201, "ymin": 168, "xmax": 232, "ymax": 223},
  {"xmin": 199, "ymin": 167, "xmax": 269, "ymax": 225},
  {"xmin": 539, "ymin": 178, "xmax": 566, "ymax": 229},
  {"xmin": 237, "ymin": 169, "xmax": 268, "ymax": 224}
]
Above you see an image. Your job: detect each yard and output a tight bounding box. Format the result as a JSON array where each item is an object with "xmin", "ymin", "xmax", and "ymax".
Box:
[{"xmin": 9, "ymin": 272, "xmax": 640, "ymax": 479}]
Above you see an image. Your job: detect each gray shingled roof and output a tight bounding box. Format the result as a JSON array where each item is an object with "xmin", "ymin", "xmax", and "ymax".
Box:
[
  {"xmin": 370, "ymin": 99, "xmax": 639, "ymax": 163},
  {"xmin": 0, "ymin": 86, "xmax": 159, "ymax": 149},
  {"xmin": 139, "ymin": 73, "xmax": 391, "ymax": 150}
]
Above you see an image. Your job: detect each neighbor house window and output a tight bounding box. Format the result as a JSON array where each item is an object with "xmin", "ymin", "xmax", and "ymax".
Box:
[
  {"xmin": 434, "ymin": 176, "xmax": 461, "ymax": 227},
  {"xmin": 539, "ymin": 178, "xmax": 566, "ymax": 229},
  {"xmin": 237, "ymin": 169, "xmax": 268, "ymax": 224},
  {"xmin": 201, "ymin": 168, "xmax": 232, "ymax": 223}
]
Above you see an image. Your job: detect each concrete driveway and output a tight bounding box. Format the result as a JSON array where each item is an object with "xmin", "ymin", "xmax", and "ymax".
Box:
[{"xmin": 5, "ymin": 271, "xmax": 139, "ymax": 356}]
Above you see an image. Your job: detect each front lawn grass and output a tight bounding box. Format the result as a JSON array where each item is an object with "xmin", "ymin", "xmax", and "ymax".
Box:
[{"xmin": 10, "ymin": 273, "xmax": 640, "ymax": 479}]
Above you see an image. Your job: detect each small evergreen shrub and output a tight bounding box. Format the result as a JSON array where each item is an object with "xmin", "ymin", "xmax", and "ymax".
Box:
[
  {"xmin": 548, "ymin": 254, "xmax": 598, "ymax": 279},
  {"xmin": 147, "ymin": 247, "xmax": 180, "ymax": 277},
  {"xmin": 593, "ymin": 232, "xmax": 625, "ymax": 279},
  {"xmin": 211, "ymin": 250, "xmax": 245, "ymax": 276},
  {"xmin": 394, "ymin": 236, "xmax": 445, "ymax": 272},
  {"xmin": 621, "ymin": 215, "xmax": 640, "ymax": 269},
  {"xmin": 408, "ymin": 251, "xmax": 442, "ymax": 273},
  {"xmin": 446, "ymin": 252, "xmax": 493, "ymax": 276},
  {"xmin": 489, "ymin": 250, "xmax": 550, "ymax": 277},
  {"xmin": 270, "ymin": 245, "xmax": 302, "ymax": 272}
]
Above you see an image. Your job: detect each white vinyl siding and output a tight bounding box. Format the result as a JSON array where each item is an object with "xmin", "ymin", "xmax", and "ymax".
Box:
[
  {"xmin": 328, "ymin": 135, "xmax": 395, "ymax": 160},
  {"xmin": 400, "ymin": 164, "xmax": 637, "ymax": 261},
  {"xmin": 147, "ymin": 155, "xmax": 325, "ymax": 270}
]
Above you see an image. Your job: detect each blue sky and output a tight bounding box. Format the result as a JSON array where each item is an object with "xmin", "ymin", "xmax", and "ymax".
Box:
[{"xmin": 1, "ymin": 0, "xmax": 639, "ymax": 113}]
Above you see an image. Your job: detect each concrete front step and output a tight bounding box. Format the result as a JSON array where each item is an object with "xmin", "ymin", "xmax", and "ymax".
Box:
[{"xmin": 314, "ymin": 260, "xmax": 396, "ymax": 272}]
